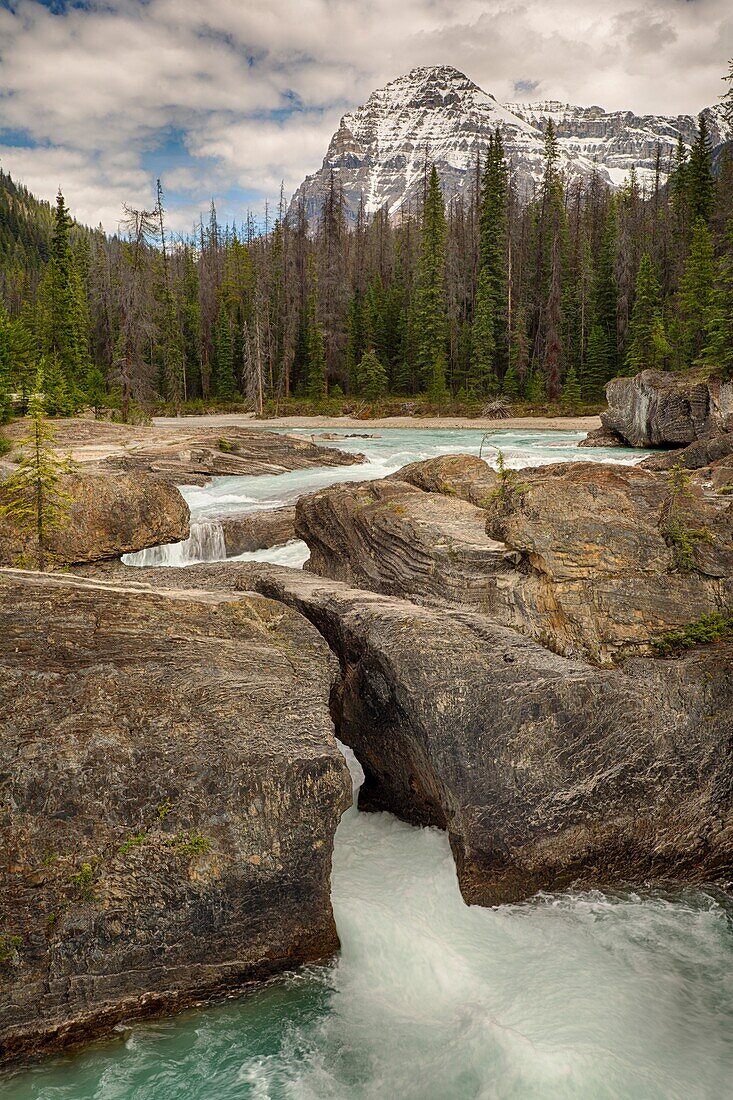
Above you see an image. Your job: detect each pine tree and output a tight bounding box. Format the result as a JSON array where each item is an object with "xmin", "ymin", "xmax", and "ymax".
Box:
[
  {"xmin": 414, "ymin": 165, "xmax": 448, "ymax": 399},
  {"xmin": 37, "ymin": 191, "xmax": 89, "ymax": 405},
  {"xmin": 625, "ymin": 254, "xmax": 670, "ymax": 373},
  {"xmin": 213, "ymin": 303, "xmax": 240, "ymax": 399},
  {"xmin": 0, "ymin": 367, "xmax": 72, "ymax": 570},
  {"xmin": 305, "ymin": 271, "xmax": 327, "ymax": 399},
  {"xmin": 595, "ymin": 202, "xmax": 619, "ymax": 369},
  {"xmin": 561, "ymin": 361, "xmax": 582, "ymax": 408},
  {"xmin": 583, "ymin": 325, "xmax": 612, "ymax": 401},
  {"xmin": 702, "ymin": 213, "xmax": 733, "ymax": 378},
  {"xmin": 678, "ymin": 216, "xmax": 716, "ymax": 367},
  {"xmin": 686, "ymin": 115, "xmax": 715, "ymax": 225},
  {"xmin": 345, "ymin": 290, "xmax": 367, "ymax": 392},
  {"xmin": 470, "ymin": 130, "xmax": 509, "ymax": 392},
  {"xmin": 501, "ymin": 359, "xmax": 521, "ymax": 400},
  {"xmin": 355, "ymin": 348, "xmax": 389, "ymax": 399}
]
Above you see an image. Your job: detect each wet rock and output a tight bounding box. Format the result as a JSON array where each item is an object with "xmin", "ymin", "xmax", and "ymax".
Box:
[
  {"xmin": 578, "ymin": 425, "xmax": 626, "ymax": 448},
  {"xmin": 241, "ymin": 564, "xmax": 733, "ymax": 908},
  {"xmin": 601, "ymin": 369, "xmax": 733, "ymax": 448},
  {"xmin": 640, "ymin": 431, "xmax": 733, "ymax": 472},
  {"xmin": 294, "ymin": 462, "xmax": 732, "ymax": 663},
  {"xmin": 215, "ymin": 506, "xmax": 297, "ymax": 556},
  {"xmin": 0, "ymin": 471, "xmax": 189, "ymax": 567},
  {"xmin": 0, "ymin": 570, "xmax": 350, "ymax": 1063}
]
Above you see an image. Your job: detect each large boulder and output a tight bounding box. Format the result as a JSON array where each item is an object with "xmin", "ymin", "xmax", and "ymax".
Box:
[
  {"xmin": 601, "ymin": 369, "xmax": 733, "ymax": 448},
  {"xmin": 640, "ymin": 431, "xmax": 733, "ymax": 472},
  {"xmin": 0, "ymin": 570, "xmax": 350, "ymax": 1062},
  {"xmin": 0, "ymin": 471, "xmax": 189, "ymax": 568},
  {"xmin": 295, "ymin": 462, "xmax": 732, "ymax": 663},
  {"xmin": 243, "ymin": 564, "xmax": 733, "ymax": 908}
]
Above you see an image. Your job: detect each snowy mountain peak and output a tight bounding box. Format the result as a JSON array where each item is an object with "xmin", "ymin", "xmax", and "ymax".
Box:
[{"xmin": 290, "ymin": 69, "xmax": 729, "ymax": 224}]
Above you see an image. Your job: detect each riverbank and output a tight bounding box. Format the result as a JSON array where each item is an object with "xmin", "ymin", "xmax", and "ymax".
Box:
[{"xmin": 153, "ymin": 413, "xmax": 602, "ymax": 433}]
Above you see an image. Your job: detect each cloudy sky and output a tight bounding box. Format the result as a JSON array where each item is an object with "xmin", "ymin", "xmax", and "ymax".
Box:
[{"xmin": 0, "ymin": 0, "xmax": 731, "ymax": 233}]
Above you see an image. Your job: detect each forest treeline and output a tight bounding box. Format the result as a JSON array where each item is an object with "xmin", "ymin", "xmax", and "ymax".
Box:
[{"xmin": 1, "ymin": 85, "xmax": 733, "ymax": 420}]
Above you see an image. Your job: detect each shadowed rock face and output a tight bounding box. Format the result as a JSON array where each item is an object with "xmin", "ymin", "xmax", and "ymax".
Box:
[
  {"xmin": 601, "ymin": 370, "xmax": 733, "ymax": 448},
  {"xmin": 640, "ymin": 432, "xmax": 733, "ymax": 472},
  {"xmin": 240, "ymin": 565, "xmax": 733, "ymax": 908},
  {"xmin": 0, "ymin": 471, "xmax": 190, "ymax": 568},
  {"xmin": 216, "ymin": 506, "xmax": 297, "ymax": 556},
  {"xmin": 294, "ymin": 460, "xmax": 733, "ymax": 664},
  {"xmin": 0, "ymin": 570, "xmax": 351, "ymax": 1063}
]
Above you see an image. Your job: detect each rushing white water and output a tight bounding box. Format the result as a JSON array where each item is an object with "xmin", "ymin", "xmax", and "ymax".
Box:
[
  {"xmin": 122, "ymin": 427, "xmax": 648, "ymax": 569},
  {"xmin": 8, "ymin": 747, "xmax": 733, "ymax": 1099},
  {"xmin": 122, "ymin": 519, "xmax": 227, "ymax": 567}
]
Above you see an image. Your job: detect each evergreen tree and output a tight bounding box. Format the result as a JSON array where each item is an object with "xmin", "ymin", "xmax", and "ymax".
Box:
[
  {"xmin": 561, "ymin": 361, "xmax": 582, "ymax": 408},
  {"xmin": 501, "ymin": 359, "xmax": 521, "ymax": 400},
  {"xmin": 595, "ymin": 202, "xmax": 619, "ymax": 369},
  {"xmin": 583, "ymin": 324, "xmax": 612, "ymax": 401},
  {"xmin": 625, "ymin": 254, "xmax": 670, "ymax": 373},
  {"xmin": 305, "ymin": 274, "xmax": 327, "ymax": 399},
  {"xmin": 0, "ymin": 367, "xmax": 72, "ymax": 570},
  {"xmin": 355, "ymin": 348, "xmax": 389, "ymax": 399},
  {"xmin": 686, "ymin": 115, "xmax": 715, "ymax": 225},
  {"xmin": 678, "ymin": 216, "xmax": 716, "ymax": 366},
  {"xmin": 702, "ymin": 213, "xmax": 733, "ymax": 378},
  {"xmin": 470, "ymin": 130, "xmax": 509, "ymax": 392},
  {"xmin": 414, "ymin": 165, "xmax": 448, "ymax": 399},
  {"xmin": 213, "ymin": 303, "xmax": 240, "ymax": 399},
  {"xmin": 37, "ymin": 191, "xmax": 89, "ymax": 404},
  {"xmin": 345, "ymin": 290, "xmax": 367, "ymax": 392}
]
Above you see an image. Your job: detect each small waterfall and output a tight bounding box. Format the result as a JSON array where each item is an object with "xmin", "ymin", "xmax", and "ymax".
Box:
[{"xmin": 122, "ymin": 519, "xmax": 227, "ymax": 568}]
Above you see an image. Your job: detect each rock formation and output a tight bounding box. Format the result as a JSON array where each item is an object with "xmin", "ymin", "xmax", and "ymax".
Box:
[
  {"xmin": 294, "ymin": 460, "xmax": 733, "ymax": 664},
  {"xmin": 216, "ymin": 506, "xmax": 297, "ymax": 556},
  {"xmin": 600, "ymin": 370, "xmax": 733, "ymax": 448},
  {"xmin": 0, "ymin": 570, "xmax": 350, "ymax": 1062},
  {"xmin": 0, "ymin": 471, "xmax": 189, "ymax": 568},
  {"xmin": 241, "ymin": 563, "xmax": 733, "ymax": 908},
  {"xmin": 96, "ymin": 427, "xmax": 364, "ymax": 486}
]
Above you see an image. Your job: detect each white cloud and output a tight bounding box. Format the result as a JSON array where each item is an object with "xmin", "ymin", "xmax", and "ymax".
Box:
[{"xmin": 0, "ymin": 0, "xmax": 730, "ymax": 229}]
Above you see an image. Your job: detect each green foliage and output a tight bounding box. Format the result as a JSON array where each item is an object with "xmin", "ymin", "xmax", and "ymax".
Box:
[
  {"xmin": 583, "ymin": 325, "xmax": 612, "ymax": 401},
  {"xmin": 173, "ymin": 831, "xmax": 211, "ymax": 857},
  {"xmin": 217, "ymin": 437, "xmax": 234, "ymax": 453},
  {"xmin": 414, "ymin": 165, "xmax": 448, "ymax": 399},
  {"xmin": 0, "ymin": 370, "xmax": 73, "ymax": 570},
  {"xmin": 678, "ymin": 217, "xmax": 716, "ymax": 367},
  {"xmin": 561, "ymin": 362, "xmax": 582, "ymax": 409},
  {"xmin": 69, "ymin": 862, "xmax": 98, "ymax": 903},
  {"xmin": 355, "ymin": 348, "xmax": 389, "ymax": 399},
  {"xmin": 661, "ymin": 464, "xmax": 715, "ymax": 572},
  {"xmin": 484, "ymin": 449, "xmax": 529, "ymax": 509},
  {"xmin": 157, "ymin": 799, "xmax": 174, "ymax": 820},
  {"xmin": 651, "ymin": 611, "xmax": 733, "ymax": 656},
  {"xmin": 625, "ymin": 254, "xmax": 670, "ymax": 372},
  {"xmin": 0, "ymin": 935, "xmax": 23, "ymax": 965},
  {"xmin": 213, "ymin": 303, "xmax": 240, "ymax": 399},
  {"xmin": 0, "ymin": 435, "xmax": 11, "ymax": 457},
  {"xmin": 702, "ymin": 213, "xmax": 733, "ymax": 379},
  {"xmin": 118, "ymin": 831, "xmax": 149, "ymax": 856}
]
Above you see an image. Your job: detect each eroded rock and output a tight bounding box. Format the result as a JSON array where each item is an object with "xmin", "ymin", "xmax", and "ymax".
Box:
[
  {"xmin": 0, "ymin": 570, "xmax": 350, "ymax": 1063},
  {"xmin": 0, "ymin": 471, "xmax": 189, "ymax": 568},
  {"xmin": 293, "ymin": 462, "xmax": 732, "ymax": 663},
  {"xmin": 241, "ymin": 564, "xmax": 733, "ymax": 908},
  {"xmin": 601, "ymin": 369, "xmax": 733, "ymax": 448},
  {"xmin": 216, "ymin": 506, "xmax": 297, "ymax": 556}
]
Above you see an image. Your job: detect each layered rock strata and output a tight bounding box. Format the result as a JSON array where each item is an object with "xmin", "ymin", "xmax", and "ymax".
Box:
[{"xmin": 0, "ymin": 570, "xmax": 350, "ymax": 1062}]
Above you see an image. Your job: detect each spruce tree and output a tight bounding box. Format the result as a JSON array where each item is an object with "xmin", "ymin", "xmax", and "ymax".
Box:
[
  {"xmin": 501, "ymin": 360, "xmax": 521, "ymax": 400},
  {"xmin": 687, "ymin": 115, "xmax": 715, "ymax": 225},
  {"xmin": 414, "ymin": 164, "xmax": 448, "ymax": 399},
  {"xmin": 625, "ymin": 254, "xmax": 670, "ymax": 373},
  {"xmin": 583, "ymin": 325, "xmax": 612, "ymax": 401},
  {"xmin": 678, "ymin": 217, "xmax": 716, "ymax": 367},
  {"xmin": 702, "ymin": 213, "xmax": 733, "ymax": 379},
  {"xmin": 0, "ymin": 367, "xmax": 72, "ymax": 570},
  {"xmin": 470, "ymin": 130, "xmax": 509, "ymax": 393},
  {"xmin": 213, "ymin": 304, "xmax": 240, "ymax": 399},
  {"xmin": 345, "ymin": 291, "xmax": 367, "ymax": 392},
  {"xmin": 37, "ymin": 191, "xmax": 89, "ymax": 406},
  {"xmin": 595, "ymin": 202, "xmax": 619, "ymax": 369},
  {"xmin": 355, "ymin": 348, "xmax": 389, "ymax": 399},
  {"xmin": 561, "ymin": 361, "xmax": 582, "ymax": 409}
]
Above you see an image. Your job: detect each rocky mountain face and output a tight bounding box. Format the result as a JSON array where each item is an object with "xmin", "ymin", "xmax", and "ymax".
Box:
[{"xmin": 291, "ymin": 65, "xmax": 730, "ymax": 223}]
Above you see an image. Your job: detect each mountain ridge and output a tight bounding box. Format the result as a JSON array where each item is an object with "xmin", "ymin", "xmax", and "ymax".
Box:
[{"xmin": 290, "ymin": 65, "xmax": 731, "ymax": 223}]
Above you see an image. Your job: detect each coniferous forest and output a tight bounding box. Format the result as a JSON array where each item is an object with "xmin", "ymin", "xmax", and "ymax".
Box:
[{"xmin": 1, "ymin": 87, "xmax": 733, "ymax": 421}]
